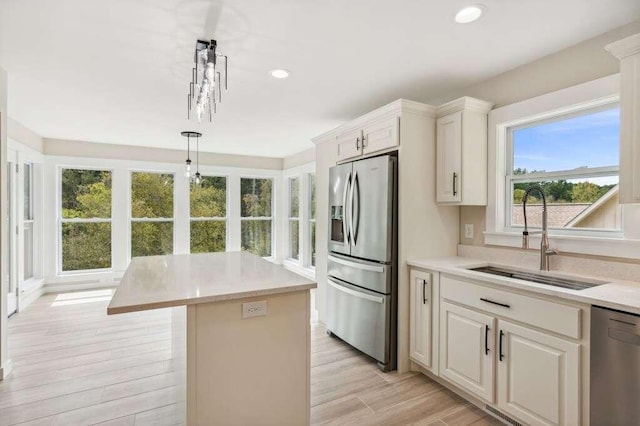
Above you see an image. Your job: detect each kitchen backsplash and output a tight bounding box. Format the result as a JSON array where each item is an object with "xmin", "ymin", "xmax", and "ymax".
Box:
[{"xmin": 458, "ymin": 244, "xmax": 640, "ymax": 283}]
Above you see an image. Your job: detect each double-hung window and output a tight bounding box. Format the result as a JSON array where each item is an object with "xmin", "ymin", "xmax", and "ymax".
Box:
[
  {"xmin": 240, "ymin": 177, "xmax": 273, "ymax": 257},
  {"xmin": 190, "ymin": 176, "xmax": 227, "ymax": 253},
  {"xmin": 23, "ymin": 163, "xmax": 34, "ymax": 279},
  {"xmin": 60, "ymin": 168, "xmax": 112, "ymax": 272},
  {"xmin": 307, "ymin": 173, "xmax": 316, "ymax": 268},
  {"xmin": 131, "ymin": 172, "xmax": 174, "ymax": 257},
  {"xmin": 506, "ymin": 104, "xmax": 620, "ymax": 234},
  {"xmin": 287, "ymin": 177, "xmax": 300, "ymax": 260}
]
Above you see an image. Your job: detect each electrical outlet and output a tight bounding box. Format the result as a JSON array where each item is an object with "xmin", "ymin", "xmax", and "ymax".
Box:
[
  {"xmin": 464, "ymin": 224, "xmax": 474, "ymax": 239},
  {"xmin": 242, "ymin": 301, "xmax": 267, "ymax": 318}
]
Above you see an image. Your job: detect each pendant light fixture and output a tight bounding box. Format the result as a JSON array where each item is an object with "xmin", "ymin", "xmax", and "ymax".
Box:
[
  {"xmin": 187, "ymin": 39, "xmax": 229, "ymax": 123},
  {"xmin": 181, "ymin": 131, "xmax": 202, "ymax": 180},
  {"xmin": 194, "ymin": 133, "xmax": 202, "ymax": 186}
]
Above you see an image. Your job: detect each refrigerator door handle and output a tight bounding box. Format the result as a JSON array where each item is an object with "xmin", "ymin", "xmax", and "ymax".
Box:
[
  {"xmin": 328, "ymin": 279, "xmax": 384, "ymax": 304},
  {"xmin": 328, "ymin": 254, "xmax": 385, "ymax": 273},
  {"xmin": 342, "ymin": 172, "xmax": 352, "ymax": 245},
  {"xmin": 351, "ymin": 171, "xmax": 360, "ymax": 245}
]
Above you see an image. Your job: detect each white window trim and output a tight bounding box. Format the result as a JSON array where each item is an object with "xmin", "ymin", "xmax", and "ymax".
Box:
[
  {"xmin": 307, "ymin": 172, "xmax": 317, "ymax": 272},
  {"xmin": 285, "ymin": 176, "xmax": 301, "ymax": 262},
  {"xmin": 58, "ymin": 166, "xmax": 114, "ymax": 275},
  {"xmin": 486, "ymin": 74, "xmax": 640, "ymax": 259},
  {"xmin": 240, "ymin": 176, "xmax": 276, "ymax": 260},
  {"xmin": 282, "ymin": 163, "xmax": 316, "ymax": 278},
  {"xmin": 129, "ymin": 170, "xmax": 176, "ymax": 261},
  {"xmin": 189, "ymin": 174, "xmax": 229, "ymax": 253}
]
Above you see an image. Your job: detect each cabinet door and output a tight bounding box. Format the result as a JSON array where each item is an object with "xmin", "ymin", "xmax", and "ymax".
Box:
[
  {"xmin": 409, "ymin": 269, "xmax": 432, "ymax": 369},
  {"xmin": 436, "ymin": 111, "xmax": 462, "ymax": 203},
  {"xmin": 362, "ymin": 116, "xmax": 399, "ymax": 155},
  {"xmin": 497, "ymin": 320, "xmax": 580, "ymax": 426},
  {"xmin": 336, "ymin": 129, "xmax": 363, "ymax": 162},
  {"xmin": 440, "ymin": 301, "xmax": 495, "ymax": 402}
]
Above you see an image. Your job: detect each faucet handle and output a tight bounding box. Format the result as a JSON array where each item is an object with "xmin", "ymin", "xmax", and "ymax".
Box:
[{"xmin": 546, "ymin": 248, "xmax": 559, "ymax": 256}]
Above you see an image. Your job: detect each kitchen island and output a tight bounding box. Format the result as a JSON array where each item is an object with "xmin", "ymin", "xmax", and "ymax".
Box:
[{"xmin": 108, "ymin": 251, "xmax": 316, "ymax": 425}]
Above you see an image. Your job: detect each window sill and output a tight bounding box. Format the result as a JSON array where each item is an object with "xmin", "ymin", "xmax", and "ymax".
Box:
[
  {"xmin": 484, "ymin": 231, "xmax": 640, "ymax": 260},
  {"xmin": 282, "ymin": 260, "xmax": 316, "ymax": 281}
]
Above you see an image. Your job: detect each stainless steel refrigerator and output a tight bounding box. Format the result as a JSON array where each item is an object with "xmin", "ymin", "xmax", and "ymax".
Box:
[{"xmin": 326, "ymin": 154, "xmax": 397, "ymax": 371}]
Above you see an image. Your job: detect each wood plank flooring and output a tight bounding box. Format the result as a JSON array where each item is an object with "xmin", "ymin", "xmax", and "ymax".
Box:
[{"xmin": 0, "ymin": 290, "xmax": 501, "ymax": 425}]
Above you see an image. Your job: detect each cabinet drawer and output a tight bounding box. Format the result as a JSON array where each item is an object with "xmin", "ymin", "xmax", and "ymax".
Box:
[{"xmin": 441, "ymin": 275, "xmax": 581, "ymax": 339}]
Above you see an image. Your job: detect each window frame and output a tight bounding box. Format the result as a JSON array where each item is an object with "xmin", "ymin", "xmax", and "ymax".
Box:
[
  {"xmin": 129, "ymin": 170, "xmax": 177, "ymax": 260},
  {"xmin": 504, "ymin": 101, "xmax": 622, "ymax": 238},
  {"xmin": 240, "ymin": 175, "xmax": 275, "ymax": 259},
  {"xmin": 189, "ymin": 174, "xmax": 229, "ymax": 253},
  {"xmin": 286, "ymin": 176, "xmax": 301, "ymax": 261},
  {"xmin": 23, "ymin": 162, "xmax": 35, "ymax": 280},
  {"xmin": 485, "ymin": 74, "xmax": 640, "ymax": 259},
  {"xmin": 58, "ymin": 166, "xmax": 114, "ymax": 275}
]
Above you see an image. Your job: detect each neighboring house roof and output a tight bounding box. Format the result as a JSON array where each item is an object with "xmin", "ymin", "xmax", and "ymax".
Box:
[
  {"xmin": 565, "ymin": 185, "xmax": 619, "ymax": 227},
  {"xmin": 512, "ymin": 203, "xmax": 591, "ymax": 228}
]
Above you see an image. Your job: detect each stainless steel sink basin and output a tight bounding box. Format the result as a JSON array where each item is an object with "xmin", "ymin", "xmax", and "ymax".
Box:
[{"xmin": 469, "ymin": 265, "xmax": 607, "ymax": 291}]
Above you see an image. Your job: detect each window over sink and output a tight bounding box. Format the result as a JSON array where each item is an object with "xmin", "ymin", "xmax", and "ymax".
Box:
[{"xmin": 507, "ymin": 104, "xmax": 621, "ymax": 233}]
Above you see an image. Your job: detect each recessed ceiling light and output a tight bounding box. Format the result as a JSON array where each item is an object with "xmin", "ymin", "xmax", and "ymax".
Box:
[
  {"xmin": 454, "ymin": 5, "xmax": 485, "ymax": 24},
  {"xmin": 270, "ymin": 69, "xmax": 290, "ymax": 79}
]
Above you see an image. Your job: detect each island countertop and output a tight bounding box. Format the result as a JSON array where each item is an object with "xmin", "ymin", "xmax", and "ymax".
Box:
[{"xmin": 108, "ymin": 251, "xmax": 317, "ymax": 314}]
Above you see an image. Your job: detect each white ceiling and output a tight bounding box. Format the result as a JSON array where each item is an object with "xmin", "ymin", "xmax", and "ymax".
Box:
[{"xmin": 1, "ymin": 0, "xmax": 639, "ymax": 158}]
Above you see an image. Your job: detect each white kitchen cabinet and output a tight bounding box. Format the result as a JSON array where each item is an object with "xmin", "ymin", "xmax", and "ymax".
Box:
[
  {"xmin": 497, "ymin": 320, "xmax": 580, "ymax": 426},
  {"xmin": 440, "ymin": 301, "xmax": 495, "ymax": 402},
  {"xmin": 409, "ymin": 269, "xmax": 432, "ymax": 369},
  {"xmin": 436, "ymin": 97, "xmax": 493, "ymax": 205},
  {"xmin": 362, "ymin": 116, "xmax": 399, "ymax": 156},
  {"xmin": 336, "ymin": 128, "xmax": 363, "ymax": 162},
  {"xmin": 606, "ymin": 33, "xmax": 640, "ymax": 204}
]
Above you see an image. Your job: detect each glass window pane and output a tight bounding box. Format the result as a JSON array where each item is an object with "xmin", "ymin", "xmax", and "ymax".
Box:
[
  {"xmin": 289, "ymin": 219, "xmax": 299, "ymax": 260},
  {"xmin": 511, "ymin": 176, "xmax": 620, "ymax": 230},
  {"xmin": 310, "ymin": 221, "xmax": 316, "ymax": 267},
  {"xmin": 241, "ymin": 220, "xmax": 272, "ymax": 257},
  {"xmin": 62, "ymin": 222, "xmax": 112, "ymax": 271},
  {"xmin": 62, "ymin": 169, "xmax": 112, "ymax": 218},
  {"xmin": 309, "ymin": 173, "xmax": 316, "ymax": 219},
  {"xmin": 190, "ymin": 221, "xmax": 226, "ymax": 253},
  {"xmin": 289, "ymin": 177, "xmax": 299, "ymax": 217},
  {"xmin": 512, "ymin": 107, "xmax": 620, "ymax": 174},
  {"xmin": 24, "ymin": 163, "xmax": 32, "ymax": 220},
  {"xmin": 241, "ymin": 178, "xmax": 272, "ymax": 217},
  {"xmin": 24, "ymin": 223, "xmax": 33, "ymax": 279},
  {"xmin": 190, "ymin": 176, "xmax": 226, "ymax": 218},
  {"xmin": 131, "ymin": 221, "xmax": 173, "ymax": 257},
  {"xmin": 131, "ymin": 172, "xmax": 174, "ymax": 218}
]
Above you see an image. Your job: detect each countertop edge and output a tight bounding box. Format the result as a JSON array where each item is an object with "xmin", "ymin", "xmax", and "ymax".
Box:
[
  {"xmin": 408, "ymin": 256, "xmax": 640, "ymax": 316},
  {"xmin": 108, "ymin": 282, "xmax": 317, "ymax": 315}
]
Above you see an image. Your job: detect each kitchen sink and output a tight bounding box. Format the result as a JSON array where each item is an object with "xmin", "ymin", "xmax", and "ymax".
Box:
[{"xmin": 469, "ymin": 265, "xmax": 607, "ymax": 291}]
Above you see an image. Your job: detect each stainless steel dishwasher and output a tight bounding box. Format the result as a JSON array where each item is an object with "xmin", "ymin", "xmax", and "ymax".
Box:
[{"xmin": 591, "ymin": 306, "xmax": 640, "ymax": 425}]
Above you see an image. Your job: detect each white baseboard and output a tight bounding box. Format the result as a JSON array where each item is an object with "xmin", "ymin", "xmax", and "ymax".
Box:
[
  {"xmin": 19, "ymin": 286, "xmax": 44, "ymax": 311},
  {"xmin": 0, "ymin": 359, "xmax": 13, "ymax": 380},
  {"xmin": 44, "ymin": 281, "xmax": 119, "ymax": 294}
]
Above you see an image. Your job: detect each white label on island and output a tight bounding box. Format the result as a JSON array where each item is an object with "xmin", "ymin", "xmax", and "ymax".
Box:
[{"xmin": 242, "ymin": 300, "xmax": 268, "ymax": 318}]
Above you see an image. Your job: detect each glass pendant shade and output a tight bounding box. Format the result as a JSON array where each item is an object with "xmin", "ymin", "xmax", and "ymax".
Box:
[{"xmin": 185, "ymin": 159, "xmax": 192, "ymax": 178}]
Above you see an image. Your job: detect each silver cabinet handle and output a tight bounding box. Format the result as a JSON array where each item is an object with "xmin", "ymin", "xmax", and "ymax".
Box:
[
  {"xmin": 328, "ymin": 255, "xmax": 385, "ymax": 273},
  {"xmin": 362, "ymin": 135, "xmax": 367, "ymax": 148},
  {"xmin": 342, "ymin": 172, "xmax": 351, "ymax": 245},
  {"xmin": 328, "ymin": 279, "xmax": 384, "ymax": 304},
  {"xmin": 351, "ymin": 171, "xmax": 360, "ymax": 245},
  {"xmin": 356, "ymin": 137, "xmax": 360, "ymax": 150},
  {"xmin": 452, "ymin": 172, "xmax": 458, "ymax": 196},
  {"xmin": 422, "ymin": 279, "xmax": 428, "ymax": 304}
]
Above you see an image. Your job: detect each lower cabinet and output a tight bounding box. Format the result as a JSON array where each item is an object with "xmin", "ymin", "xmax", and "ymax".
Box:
[
  {"xmin": 409, "ymin": 269, "xmax": 432, "ymax": 369},
  {"xmin": 497, "ymin": 320, "xmax": 580, "ymax": 426},
  {"xmin": 440, "ymin": 301, "xmax": 495, "ymax": 402}
]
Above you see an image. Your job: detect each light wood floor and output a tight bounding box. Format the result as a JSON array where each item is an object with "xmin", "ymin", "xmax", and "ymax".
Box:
[{"xmin": 0, "ymin": 290, "xmax": 501, "ymax": 426}]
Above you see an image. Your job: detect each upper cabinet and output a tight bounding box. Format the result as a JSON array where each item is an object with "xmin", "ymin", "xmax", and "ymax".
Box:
[
  {"xmin": 606, "ymin": 33, "xmax": 640, "ymax": 204},
  {"xmin": 436, "ymin": 97, "xmax": 493, "ymax": 205},
  {"xmin": 336, "ymin": 116, "xmax": 400, "ymax": 163}
]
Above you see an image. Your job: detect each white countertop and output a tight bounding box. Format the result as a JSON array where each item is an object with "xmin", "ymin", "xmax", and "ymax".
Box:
[
  {"xmin": 408, "ymin": 256, "xmax": 640, "ymax": 315},
  {"xmin": 108, "ymin": 252, "xmax": 316, "ymax": 314}
]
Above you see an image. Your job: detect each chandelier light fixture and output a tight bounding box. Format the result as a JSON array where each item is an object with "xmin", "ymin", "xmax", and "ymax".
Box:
[
  {"xmin": 181, "ymin": 131, "xmax": 202, "ymax": 180},
  {"xmin": 187, "ymin": 39, "xmax": 228, "ymax": 123}
]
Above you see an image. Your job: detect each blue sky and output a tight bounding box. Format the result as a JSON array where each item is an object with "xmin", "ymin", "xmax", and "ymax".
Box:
[{"xmin": 513, "ymin": 107, "xmax": 620, "ymax": 176}]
